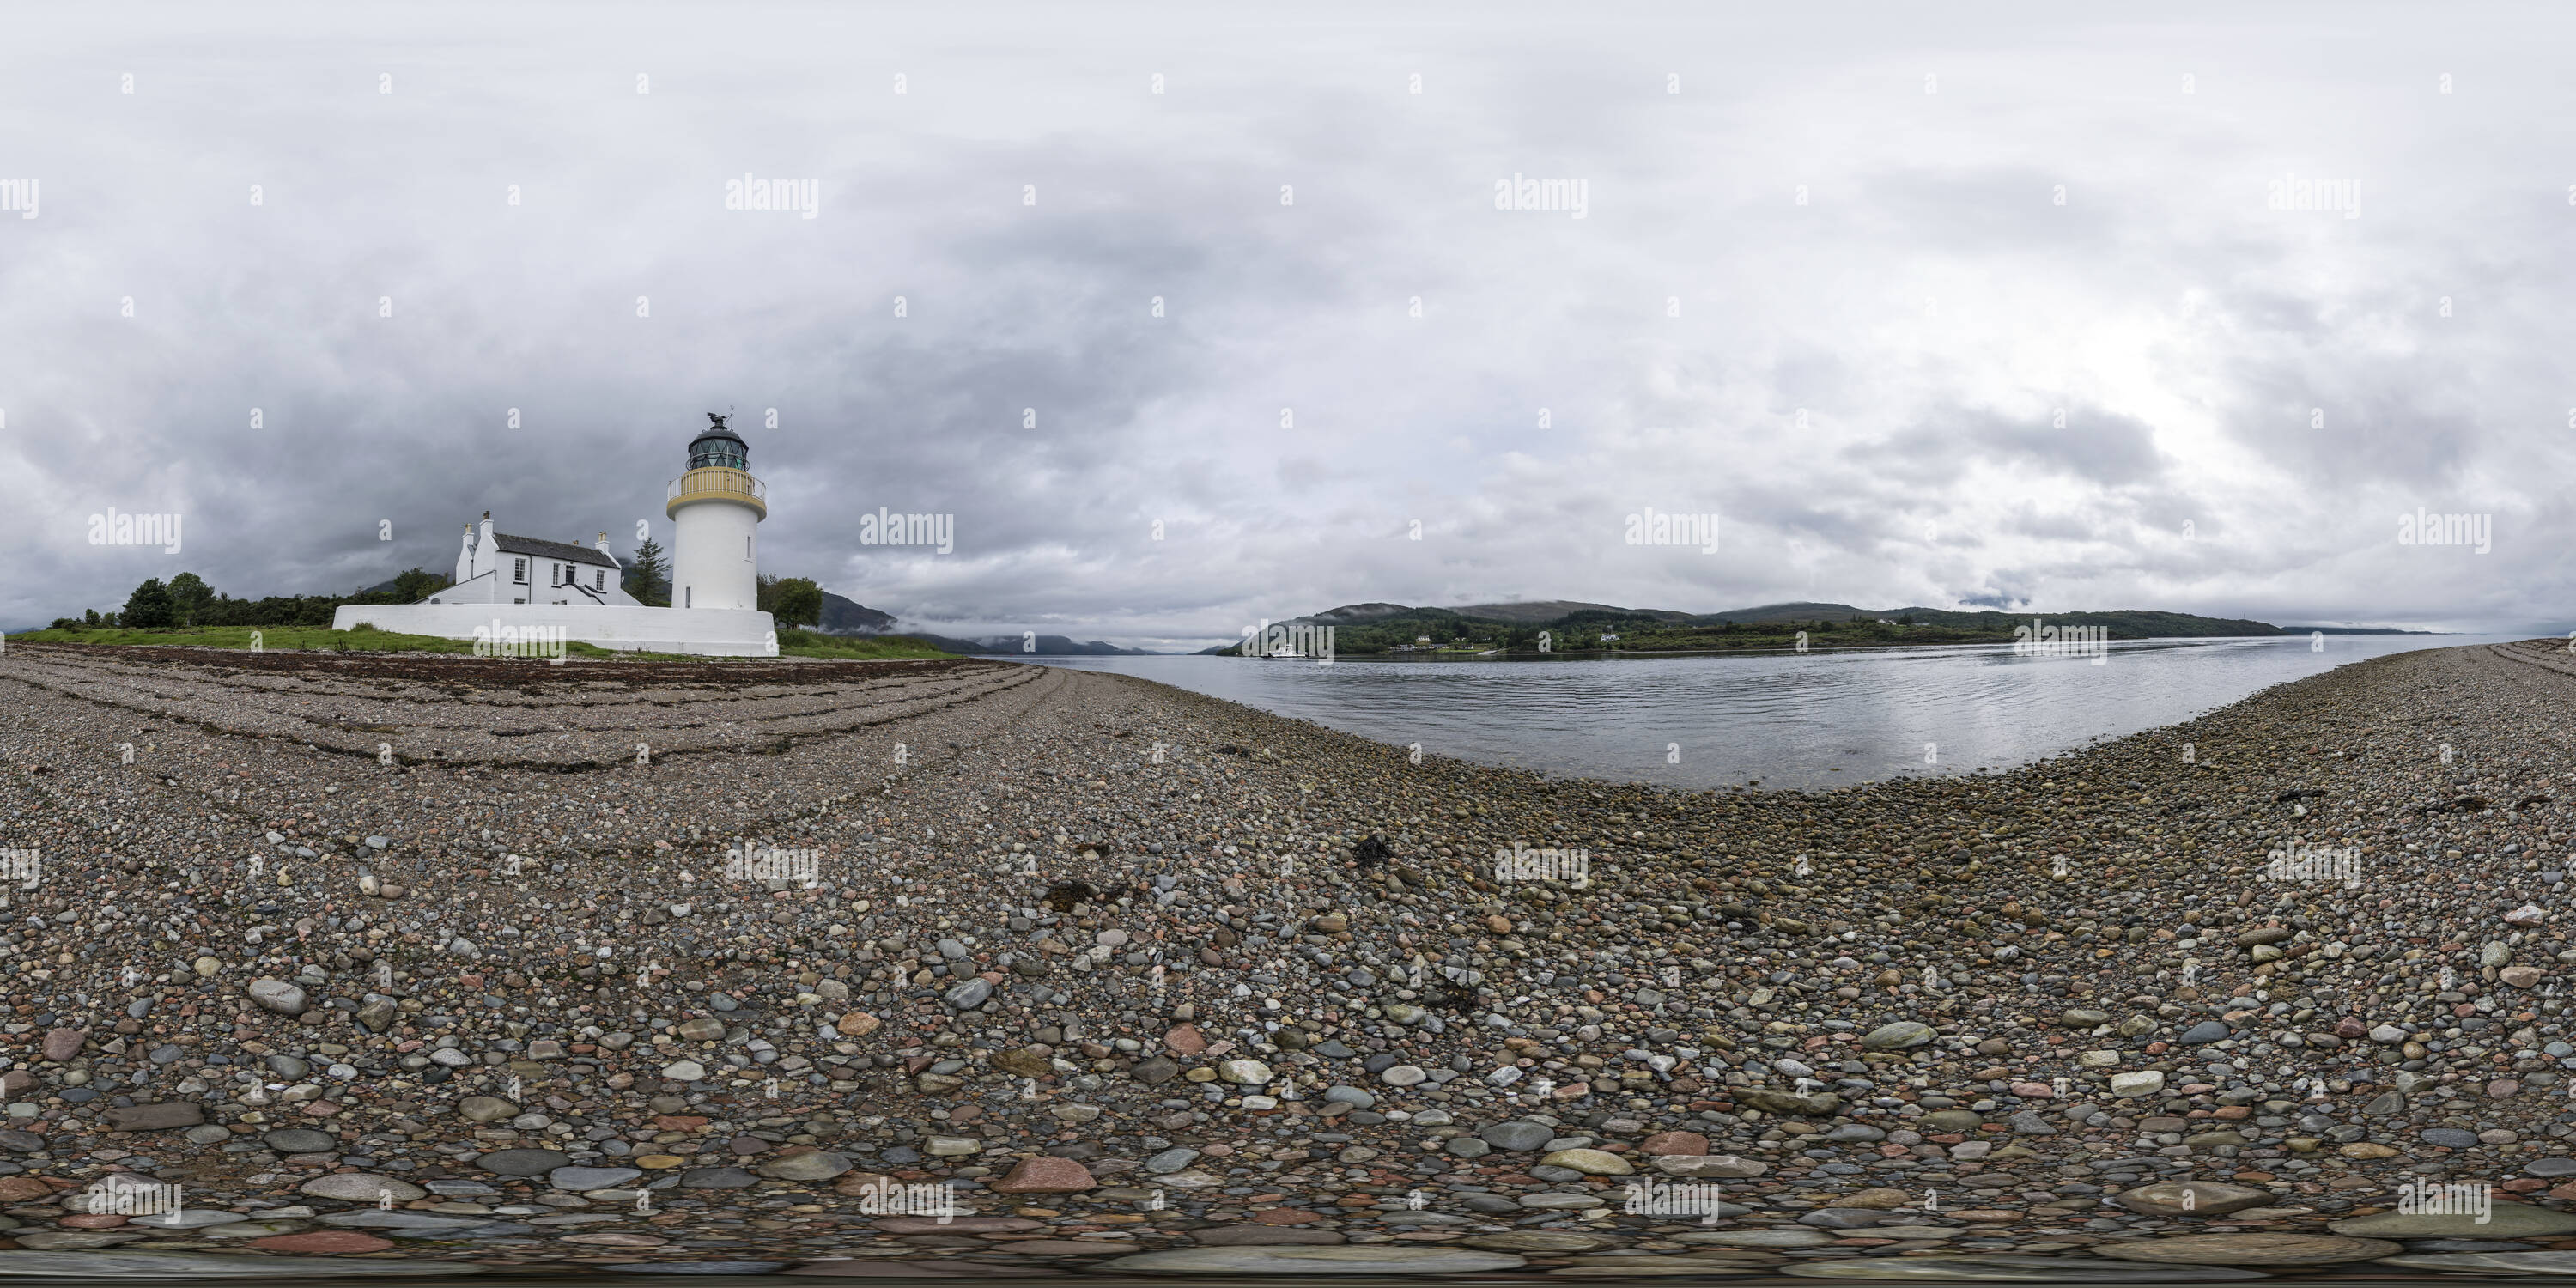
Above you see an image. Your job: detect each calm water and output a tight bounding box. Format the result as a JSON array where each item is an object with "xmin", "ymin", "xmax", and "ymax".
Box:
[{"xmin": 1029, "ymin": 635, "xmax": 2524, "ymax": 793}]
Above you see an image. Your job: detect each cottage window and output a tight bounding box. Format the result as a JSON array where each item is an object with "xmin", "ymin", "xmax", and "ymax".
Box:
[{"xmin": 513, "ymin": 558, "xmax": 527, "ymax": 583}]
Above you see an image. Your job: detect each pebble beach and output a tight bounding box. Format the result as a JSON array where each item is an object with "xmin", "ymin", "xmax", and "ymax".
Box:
[{"xmin": 3, "ymin": 637, "xmax": 2576, "ymax": 1278}]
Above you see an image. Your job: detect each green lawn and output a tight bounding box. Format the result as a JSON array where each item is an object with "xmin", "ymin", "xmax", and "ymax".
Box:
[
  {"xmin": 13, "ymin": 624, "xmax": 956, "ymax": 662},
  {"xmin": 775, "ymin": 629, "xmax": 956, "ymax": 660}
]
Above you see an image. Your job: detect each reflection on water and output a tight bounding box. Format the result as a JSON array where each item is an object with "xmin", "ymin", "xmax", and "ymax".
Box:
[{"xmin": 1030, "ymin": 635, "xmax": 2518, "ymax": 793}]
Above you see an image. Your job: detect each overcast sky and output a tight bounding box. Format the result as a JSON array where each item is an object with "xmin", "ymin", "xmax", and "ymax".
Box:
[{"xmin": 7, "ymin": 3, "xmax": 2570, "ymax": 647}]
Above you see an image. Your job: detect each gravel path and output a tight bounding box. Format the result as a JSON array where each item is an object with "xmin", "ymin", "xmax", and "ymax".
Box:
[{"xmin": 0, "ymin": 638, "xmax": 2573, "ymax": 1278}]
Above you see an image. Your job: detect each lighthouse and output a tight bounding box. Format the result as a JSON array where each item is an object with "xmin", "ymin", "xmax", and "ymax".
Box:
[
  {"xmin": 666, "ymin": 412, "xmax": 766, "ymax": 611},
  {"xmin": 331, "ymin": 410, "xmax": 779, "ymax": 655}
]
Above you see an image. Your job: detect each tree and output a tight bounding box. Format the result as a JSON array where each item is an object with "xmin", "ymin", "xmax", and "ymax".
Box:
[
  {"xmin": 624, "ymin": 538, "xmax": 671, "ymax": 606},
  {"xmin": 766, "ymin": 576, "xmax": 823, "ymax": 629},
  {"xmin": 82, "ymin": 608, "xmax": 100, "ymax": 627},
  {"xmin": 392, "ymin": 567, "xmax": 451, "ymax": 603},
  {"xmin": 166, "ymin": 572, "xmax": 213, "ymax": 626},
  {"xmin": 123, "ymin": 578, "xmax": 175, "ymax": 629}
]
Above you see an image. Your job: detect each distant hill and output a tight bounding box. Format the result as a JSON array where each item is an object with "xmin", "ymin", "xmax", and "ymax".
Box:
[
  {"xmin": 1210, "ymin": 599, "xmax": 2288, "ymax": 656},
  {"xmin": 920, "ymin": 634, "xmax": 1158, "ymax": 657},
  {"xmin": 1451, "ymin": 600, "xmax": 1696, "ymax": 624},
  {"xmin": 815, "ymin": 591, "xmax": 897, "ymax": 635}
]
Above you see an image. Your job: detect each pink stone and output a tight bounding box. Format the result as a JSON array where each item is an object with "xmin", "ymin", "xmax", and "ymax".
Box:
[
  {"xmin": 252, "ymin": 1231, "xmax": 394, "ymax": 1253},
  {"xmin": 39, "ymin": 1030, "xmax": 82, "ymax": 1063},
  {"xmin": 2010, "ymin": 1082, "xmax": 2053, "ymax": 1098},
  {"xmin": 986, "ymin": 1157, "xmax": 1096, "ymax": 1194},
  {"xmin": 1640, "ymin": 1131, "xmax": 1710, "ymax": 1157},
  {"xmin": 1164, "ymin": 1025, "xmax": 1207, "ymax": 1056}
]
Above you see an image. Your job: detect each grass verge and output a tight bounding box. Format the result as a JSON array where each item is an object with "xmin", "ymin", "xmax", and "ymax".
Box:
[{"xmin": 14, "ymin": 624, "xmax": 959, "ymax": 662}]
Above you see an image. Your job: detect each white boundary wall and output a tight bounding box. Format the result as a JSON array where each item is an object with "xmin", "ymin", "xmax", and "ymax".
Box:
[{"xmin": 329, "ymin": 604, "xmax": 779, "ymax": 657}]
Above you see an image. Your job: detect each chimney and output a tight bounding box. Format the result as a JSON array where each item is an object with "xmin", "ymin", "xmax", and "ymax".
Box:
[{"xmin": 478, "ymin": 511, "xmax": 495, "ymax": 555}]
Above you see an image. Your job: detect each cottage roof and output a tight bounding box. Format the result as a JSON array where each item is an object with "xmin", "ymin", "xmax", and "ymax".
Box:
[{"xmin": 492, "ymin": 533, "xmax": 620, "ymax": 569}]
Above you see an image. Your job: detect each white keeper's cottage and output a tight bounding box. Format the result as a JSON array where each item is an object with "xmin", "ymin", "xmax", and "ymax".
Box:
[
  {"xmin": 434, "ymin": 519, "xmax": 642, "ymax": 606},
  {"xmin": 331, "ymin": 414, "xmax": 779, "ymax": 655}
]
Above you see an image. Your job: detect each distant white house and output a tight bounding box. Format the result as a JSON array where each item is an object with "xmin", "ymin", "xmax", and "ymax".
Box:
[{"xmin": 428, "ymin": 513, "xmax": 642, "ymax": 606}]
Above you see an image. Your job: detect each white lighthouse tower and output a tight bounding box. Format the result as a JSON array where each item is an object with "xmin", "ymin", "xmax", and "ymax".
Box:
[{"xmin": 667, "ymin": 412, "xmax": 765, "ymax": 611}]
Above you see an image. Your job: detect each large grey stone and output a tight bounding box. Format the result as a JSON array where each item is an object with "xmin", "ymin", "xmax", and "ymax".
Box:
[
  {"xmin": 1478, "ymin": 1121, "xmax": 1555, "ymax": 1151},
  {"xmin": 320, "ymin": 1211, "xmax": 485, "ymax": 1230},
  {"xmin": 1801, "ymin": 1208, "xmax": 1896, "ymax": 1229},
  {"xmin": 1094, "ymin": 1246, "xmax": 1527, "ymax": 1274},
  {"xmin": 102, "ymin": 1103, "xmax": 203, "ymax": 1132},
  {"xmin": 2176, "ymin": 1021, "xmax": 2231, "ymax": 1045},
  {"xmin": 1674, "ymin": 1228, "xmax": 1835, "ymax": 1248},
  {"xmin": 457, "ymin": 1097, "xmax": 518, "ymax": 1123},
  {"xmin": 473, "ymin": 1148, "xmax": 572, "ymax": 1176},
  {"xmin": 756, "ymin": 1151, "xmax": 852, "ymax": 1182},
  {"xmin": 246, "ymin": 979, "xmax": 309, "ymax": 1016},
  {"xmin": 1736, "ymin": 1089, "xmax": 1839, "ymax": 1115},
  {"xmin": 2113, "ymin": 1180, "xmax": 2274, "ymax": 1216},
  {"xmin": 264, "ymin": 1128, "xmax": 337, "ymax": 1154},
  {"xmin": 941, "ymin": 978, "xmax": 993, "ymax": 1010},
  {"xmin": 300, "ymin": 1173, "xmax": 428, "ymax": 1202},
  {"xmin": 126, "ymin": 1210, "xmax": 246, "ymax": 1230},
  {"xmin": 550, "ymin": 1166, "xmax": 644, "ymax": 1191},
  {"xmin": 2333, "ymin": 1205, "xmax": 2576, "ymax": 1238},
  {"xmin": 1861, "ymin": 1020, "xmax": 1935, "ymax": 1051},
  {"xmin": 679, "ymin": 1166, "xmax": 760, "ymax": 1188},
  {"xmin": 1652, "ymin": 1153, "xmax": 1766, "ymax": 1178},
  {"xmin": 1145, "ymin": 1147, "xmax": 1201, "ymax": 1174}
]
